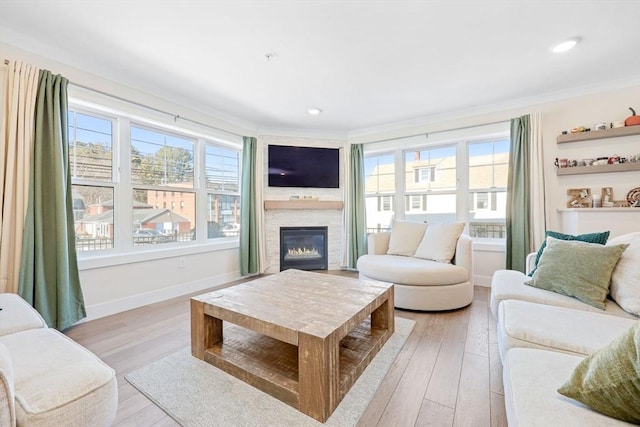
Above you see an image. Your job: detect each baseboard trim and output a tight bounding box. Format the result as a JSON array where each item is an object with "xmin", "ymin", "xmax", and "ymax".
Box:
[
  {"xmin": 82, "ymin": 270, "xmax": 241, "ymax": 322},
  {"xmin": 474, "ymin": 275, "xmax": 492, "ymax": 287}
]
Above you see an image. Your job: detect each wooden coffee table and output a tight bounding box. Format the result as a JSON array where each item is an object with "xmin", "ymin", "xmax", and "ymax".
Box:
[{"xmin": 190, "ymin": 269, "xmax": 394, "ymax": 422}]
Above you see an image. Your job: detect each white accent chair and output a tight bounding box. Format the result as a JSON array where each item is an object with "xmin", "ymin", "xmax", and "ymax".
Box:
[
  {"xmin": 357, "ymin": 232, "xmax": 474, "ymax": 310},
  {"xmin": 0, "ymin": 293, "xmax": 118, "ymax": 427}
]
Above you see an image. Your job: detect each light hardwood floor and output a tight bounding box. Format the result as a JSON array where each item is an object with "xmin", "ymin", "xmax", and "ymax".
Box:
[{"xmin": 65, "ymin": 272, "xmax": 508, "ymax": 427}]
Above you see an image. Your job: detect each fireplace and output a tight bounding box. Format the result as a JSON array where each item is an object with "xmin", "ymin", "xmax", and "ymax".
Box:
[{"xmin": 280, "ymin": 226, "xmax": 328, "ymax": 271}]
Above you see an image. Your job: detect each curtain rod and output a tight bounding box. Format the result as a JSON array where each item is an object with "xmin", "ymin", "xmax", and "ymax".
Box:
[
  {"xmin": 365, "ymin": 119, "xmax": 511, "ymax": 145},
  {"xmin": 4, "ymin": 58, "xmax": 244, "ymax": 138}
]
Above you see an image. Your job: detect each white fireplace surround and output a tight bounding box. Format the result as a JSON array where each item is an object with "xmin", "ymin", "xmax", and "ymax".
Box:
[{"xmin": 260, "ymin": 135, "xmax": 346, "ymax": 274}]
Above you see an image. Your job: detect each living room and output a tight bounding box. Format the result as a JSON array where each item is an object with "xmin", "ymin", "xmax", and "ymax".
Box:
[{"xmin": 1, "ymin": 1, "xmax": 639, "ymax": 426}]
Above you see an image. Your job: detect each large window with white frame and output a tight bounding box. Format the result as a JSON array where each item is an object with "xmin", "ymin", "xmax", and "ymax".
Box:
[
  {"xmin": 68, "ymin": 104, "xmax": 241, "ymax": 255},
  {"xmin": 363, "ymin": 132, "xmax": 509, "ymax": 241}
]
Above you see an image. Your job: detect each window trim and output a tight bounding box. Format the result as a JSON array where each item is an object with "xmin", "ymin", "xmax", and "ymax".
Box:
[{"xmin": 68, "ymin": 98, "xmax": 242, "ymax": 269}]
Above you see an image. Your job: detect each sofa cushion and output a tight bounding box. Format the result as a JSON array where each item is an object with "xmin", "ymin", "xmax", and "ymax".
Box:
[
  {"xmin": 607, "ymin": 233, "xmax": 640, "ymax": 316},
  {"xmin": 489, "ymin": 269, "xmax": 636, "ymax": 319},
  {"xmin": 414, "ymin": 222, "xmax": 465, "ymax": 263},
  {"xmin": 525, "ymin": 237, "xmax": 628, "ymax": 310},
  {"xmin": 0, "ymin": 342, "xmax": 15, "ymax": 427},
  {"xmin": 503, "ymin": 348, "xmax": 632, "ymax": 426},
  {"xmin": 0, "ymin": 328, "xmax": 118, "ymax": 427},
  {"xmin": 0, "ymin": 293, "xmax": 47, "ymax": 336},
  {"xmin": 357, "ymin": 254, "xmax": 468, "ymax": 286},
  {"xmin": 529, "ymin": 230, "xmax": 610, "ymax": 276},
  {"xmin": 386, "ymin": 220, "xmax": 427, "ymax": 256},
  {"xmin": 497, "ymin": 300, "xmax": 636, "ymax": 360},
  {"xmin": 558, "ymin": 321, "xmax": 640, "ymax": 424}
]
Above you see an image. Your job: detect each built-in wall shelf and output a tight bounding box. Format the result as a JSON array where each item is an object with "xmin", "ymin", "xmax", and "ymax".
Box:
[
  {"xmin": 556, "ymin": 125, "xmax": 640, "ymax": 143},
  {"xmin": 556, "ymin": 162, "xmax": 640, "ymax": 175},
  {"xmin": 264, "ymin": 200, "xmax": 344, "ymax": 210}
]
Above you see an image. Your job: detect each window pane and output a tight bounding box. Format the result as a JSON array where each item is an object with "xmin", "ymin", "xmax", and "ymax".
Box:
[
  {"xmin": 68, "ymin": 111, "xmax": 113, "ymax": 181},
  {"xmin": 365, "ymin": 195, "xmax": 393, "ymax": 233},
  {"xmin": 131, "ymin": 126, "xmax": 195, "ymax": 187},
  {"xmin": 133, "ymin": 189, "xmax": 195, "ymax": 244},
  {"xmin": 364, "ymin": 154, "xmax": 395, "ymax": 193},
  {"xmin": 468, "ymin": 190, "xmax": 507, "ymax": 238},
  {"xmin": 205, "ymin": 145, "xmax": 239, "ymax": 192},
  {"xmin": 468, "ymin": 139, "xmax": 509, "ymax": 190},
  {"xmin": 72, "ymin": 185, "xmax": 114, "ymax": 251},
  {"xmin": 405, "ymin": 146, "xmax": 456, "ymax": 192},
  {"xmin": 404, "ymin": 193, "xmax": 456, "ymax": 223},
  {"xmin": 207, "ymin": 194, "xmax": 240, "ymax": 238}
]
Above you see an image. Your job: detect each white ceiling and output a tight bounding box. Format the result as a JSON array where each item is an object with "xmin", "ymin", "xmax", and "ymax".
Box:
[{"xmin": 1, "ymin": 0, "xmax": 640, "ymax": 135}]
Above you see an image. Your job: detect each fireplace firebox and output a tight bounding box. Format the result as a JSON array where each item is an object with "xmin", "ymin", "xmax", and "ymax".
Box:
[{"xmin": 279, "ymin": 226, "xmax": 328, "ymax": 271}]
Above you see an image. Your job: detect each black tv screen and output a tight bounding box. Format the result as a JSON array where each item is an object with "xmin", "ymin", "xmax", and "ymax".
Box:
[{"xmin": 268, "ymin": 145, "xmax": 340, "ymax": 188}]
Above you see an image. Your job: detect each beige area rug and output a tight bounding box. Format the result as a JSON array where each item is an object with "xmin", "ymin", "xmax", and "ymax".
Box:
[{"xmin": 126, "ymin": 317, "xmax": 414, "ymax": 426}]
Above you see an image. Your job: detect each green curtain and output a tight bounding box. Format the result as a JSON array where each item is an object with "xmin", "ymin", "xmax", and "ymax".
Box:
[
  {"xmin": 347, "ymin": 144, "xmax": 367, "ymax": 268},
  {"xmin": 240, "ymin": 136, "xmax": 258, "ymax": 276},
  {"xmin": 506, "ymin": 115, "xmax": 531, "ymax": 272},
  {"xmin": 18, "ymin": 70, "xmax": 86, "ymax": 330}
]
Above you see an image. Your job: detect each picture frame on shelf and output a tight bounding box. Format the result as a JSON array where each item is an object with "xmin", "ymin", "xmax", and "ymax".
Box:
[
  {"xmin": 567, "ymin": 188, "xmax": 592, "ymax": 208},
  {"xmin": 601, "ymin": 187, "xmax": 614, "ymax": 207}
]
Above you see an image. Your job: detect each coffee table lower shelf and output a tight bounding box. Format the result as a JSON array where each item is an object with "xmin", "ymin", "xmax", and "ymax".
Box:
[{"xmin": 203, "ymin": 318, "xmax": 390, "ymax": 417}]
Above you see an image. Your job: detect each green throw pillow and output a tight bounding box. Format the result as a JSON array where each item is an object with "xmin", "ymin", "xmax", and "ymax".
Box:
[
  {"xmin": 558, "ymin": 321, "xmax": 640, "ymax": 423},
  {"xmin": 524, "ymin": 237, "xmax": 628, "ymax": 310},
  {"xmin": 529, "ymin": 230, "xmax": 610, "ymax": 276}
]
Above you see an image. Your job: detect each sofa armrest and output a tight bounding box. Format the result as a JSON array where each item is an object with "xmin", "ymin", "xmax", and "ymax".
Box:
[
  {"xmin": 453, "ymin": 234, "xmax": 474, "ymax": 282},
  {"xmin": 367, "ymin": 232, "xmax": 391, "ymax": 255},
  {"xmin": 525, "ymin": 252, "xmax": 537, "ymax": 275},
  {"xmin": 0, "ymin": 342, "xmax": 15, "ymax": 427}
]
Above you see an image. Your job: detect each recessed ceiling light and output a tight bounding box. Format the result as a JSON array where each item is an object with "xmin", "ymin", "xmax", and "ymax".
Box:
[
  {"xmin": 308, "ymin": 108, "xmax": 322, "ymax": 115},
  {"xmin": 551, "ymin": 37, "xmax": 580, "ymax": 53}
]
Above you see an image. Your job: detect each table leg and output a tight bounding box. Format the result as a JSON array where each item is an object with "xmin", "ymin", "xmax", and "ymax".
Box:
[
  {"xmin": 191, "ymin": 299, "xmax": 222, "ymax": 359},
  {"xmin": 372, "ymin": 288, "xmax": 394, "ymax": 333},
  {"xmin": 298, "ymin": 332, "xmax": 339, "ymax": 422}
]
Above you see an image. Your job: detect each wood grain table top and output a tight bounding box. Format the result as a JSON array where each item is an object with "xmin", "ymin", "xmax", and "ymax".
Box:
[{"xmin": 192, "ymin": 269, "xmax": 393, "ymax": 343}]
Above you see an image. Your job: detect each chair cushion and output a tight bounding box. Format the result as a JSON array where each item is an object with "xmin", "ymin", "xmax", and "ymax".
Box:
[
  {"xmin": 524, "ymin": 237, "xmax": 628, "ymax": 310},
  {"xmin": 489, "ymin": 269, "xmax": 636, "ymax": 319},
  {"xmin": 386, "ymin": 220, "xmax": 427, "ymax": 256},
  {"xmin": 0, "ymin": 328, "xmax": 117, "ymax": 427},
  {"xmin": 414, "ymin": 222, "xmax": 465, "ymax": 263},
  {"xmin": 357, "ymin": 254, "xmax": 468, "ymax": 286},
  {"xmin": 0, "ymin": 342, "xmax": 15, "ymax": 427},
  {"xmin": 503, "ymin": 348, "xmax": 632, "ymax": 426},
  {"xmin": 529, "ymin": 230, "xmax": 610, "ymax": 276},
  {"xmin": 558, "ymin": 321, "xmax": 640, "ymax": 424},
  {"xmin": 607, "ymin": 233, "xmax": 640, "ymax": 316},
  {"xmin": 497, "ymin": 300, "xmax": 636, "ymax": 360},
  {"xmin": 0, "ymin": 293, "xmax": 47, "ymax": 336}
]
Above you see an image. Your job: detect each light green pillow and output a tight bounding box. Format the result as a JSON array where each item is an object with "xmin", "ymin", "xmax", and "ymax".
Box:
[
  {"xmin": 525, "ymin": 237, "xmax": 628, "ymax": 310},
  {"xmin": 558, "ymin": 321, "xmax": 640, "ymax": 423}
]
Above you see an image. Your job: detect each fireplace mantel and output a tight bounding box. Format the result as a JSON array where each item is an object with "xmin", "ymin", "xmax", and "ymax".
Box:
[{"xmin": 264, "ymin": 200, "xmax": 344, "ymax": 210}]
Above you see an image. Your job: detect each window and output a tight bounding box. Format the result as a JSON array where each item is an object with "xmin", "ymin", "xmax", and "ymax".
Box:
[
  {"xmin": 68, "ymin": 101, "xmax": 241, "ymax": 256},
  {"xmin": 468, "ymin": 139, "xmax": 509, "ymax": 239},
  {"xmin": 68, "ymin": 110, "xmax": 116, "ymax": 251},
  {"xmin": 364, "ymin": 153, "xmax": 395, "ymax": 233},
  {"xmin": 404, "ymin": 145, "xmax": 457, "ymax": 223},
  {"xmin": 363, "ymin": 128, "xmax": 510, "ymax": 241}
]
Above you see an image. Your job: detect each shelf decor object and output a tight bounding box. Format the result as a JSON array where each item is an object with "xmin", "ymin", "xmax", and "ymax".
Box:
[
  {"xmin": 556, "ymin": 125, "xmax": 640, "ymax": 144},
  {"xmin": 567, "ymin": 188, "xmax": 592, "ymax": 208},
  {"xmin": 627, "ymin": 187, "xmax": 640, "ymax": 207}
]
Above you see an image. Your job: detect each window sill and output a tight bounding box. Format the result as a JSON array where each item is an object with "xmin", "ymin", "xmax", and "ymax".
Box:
[{"xmin": 78, "ymin": 238, "xmax": 239, "ymax": 270}]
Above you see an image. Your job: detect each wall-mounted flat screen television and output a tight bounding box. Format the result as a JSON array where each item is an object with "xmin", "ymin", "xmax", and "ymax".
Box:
[{"xmin": 268, "ymin": 145, "xmax": 340, "ymax": 188}]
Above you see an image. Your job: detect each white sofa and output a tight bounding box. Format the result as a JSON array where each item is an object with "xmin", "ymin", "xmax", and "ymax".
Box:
[
  {"xmin": 490, "ymin": 232, "xmax": 639, "ymax": 426},
  {"xmin": 0, "ymin": 294, "xmax": 118, "ymax": 427},
  {"xmin": 357, "ymin": 232, "xmax": 473, "ymax": 310}
]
